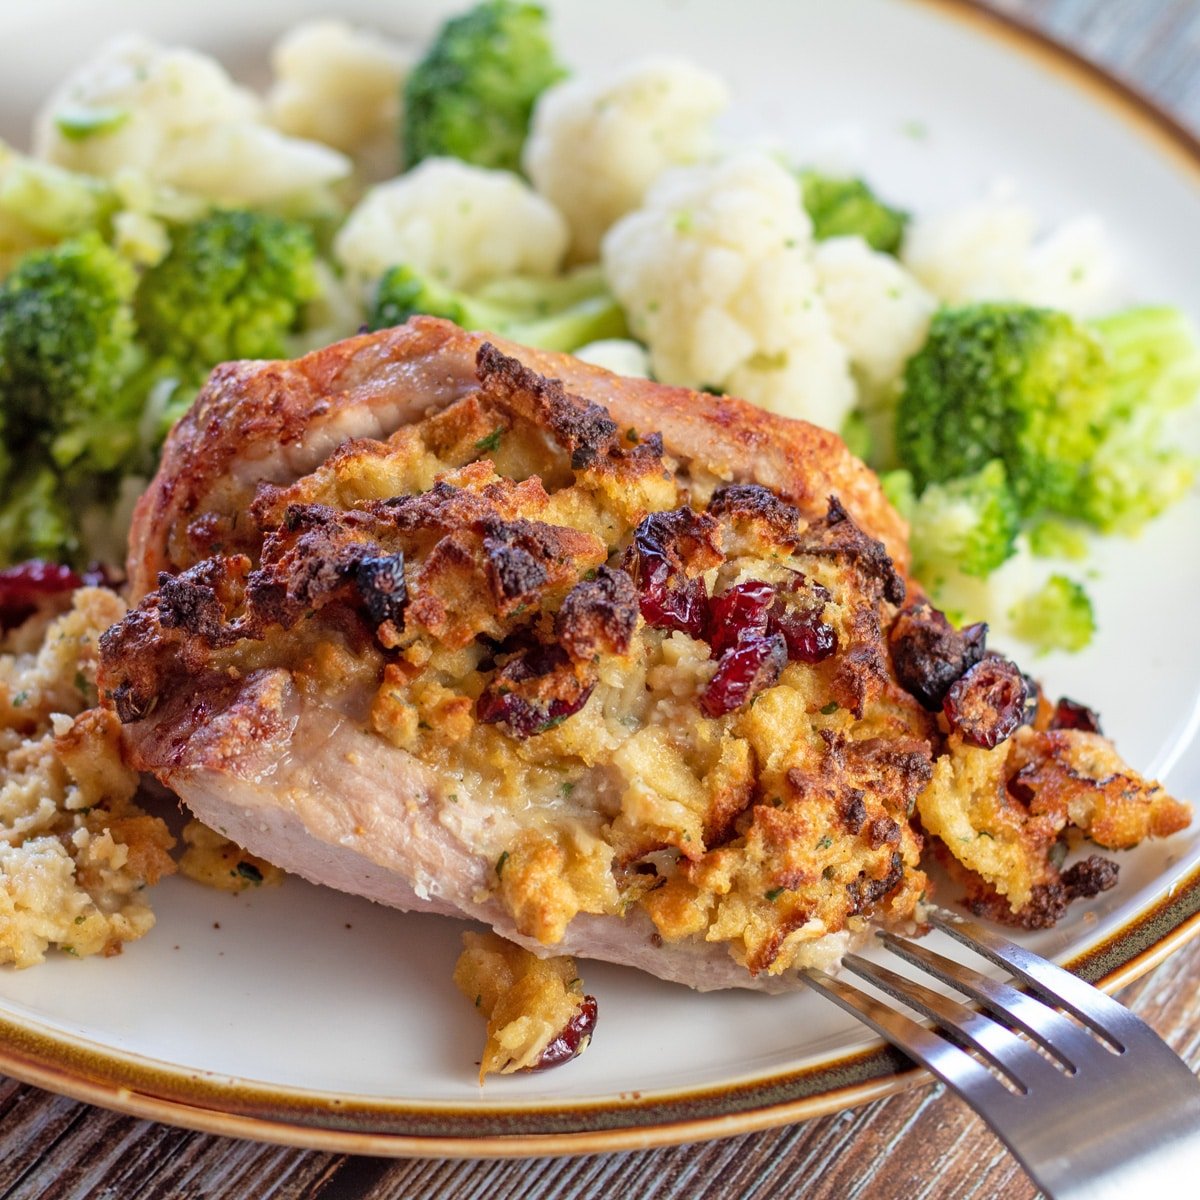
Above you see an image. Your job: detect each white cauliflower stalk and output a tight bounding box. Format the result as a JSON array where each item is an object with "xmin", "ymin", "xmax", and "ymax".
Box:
[
  {"xmin": 603, "ymin": 152, "xmax": 855, "ymax": 430},
  {"xmin": 524, "ymin": 56, "xmax": 729, "ymax": 263},
  {"xmin": 33, "ymin": 34, "xmax": 350, "ymax": 206},
  {"xmin": 334, "ymin": 157, "xmax": 569, "ymax": 292},
  {"xmin": 902, "ymin": 190, "xmax": 1118, "ymax": 318},
  {"xmin": 266, "ymin": 20, "xmax": 413, "ymax": 184}
]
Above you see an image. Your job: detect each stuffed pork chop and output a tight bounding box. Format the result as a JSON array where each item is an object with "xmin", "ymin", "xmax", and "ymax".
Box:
[{"xmin": 98, "ymin": 317, "xmax": 1189, "ymax": 990}]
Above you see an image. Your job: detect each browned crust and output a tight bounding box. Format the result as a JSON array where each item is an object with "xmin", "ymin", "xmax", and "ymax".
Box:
[
  {"xmin": 128, "ymin": 318, "xmax": 910, "ymax": 600},
  {"xmin": 555, "ymin": 567, "xmax": 638, "ymax": 661}
]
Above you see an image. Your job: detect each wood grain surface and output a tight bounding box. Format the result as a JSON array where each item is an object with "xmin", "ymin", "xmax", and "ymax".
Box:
[{"xmin": 3, "ymin": 1, "xmax": 1200, "ymax": 1197}]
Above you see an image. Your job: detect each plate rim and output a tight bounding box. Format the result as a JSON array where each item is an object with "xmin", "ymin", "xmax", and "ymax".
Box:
[
  {"xmin": 3, "ymin": 0, "xmax": 1200, "ymax": 1156},
  {"xmin": 1, "ymin": 860, "xmax": 1197, "ymax": 1156}
]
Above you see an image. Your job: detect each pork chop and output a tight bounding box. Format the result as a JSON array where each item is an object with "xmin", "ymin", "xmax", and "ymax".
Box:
[{"xmin": 99, "ymin": 319, "xmax": 1189, "ymax": 989}]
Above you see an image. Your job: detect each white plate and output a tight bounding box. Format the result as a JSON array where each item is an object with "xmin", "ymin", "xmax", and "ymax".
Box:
[{"xmin": 1, "ymin": 0, "xmax": 1198, "ymax": 1155}]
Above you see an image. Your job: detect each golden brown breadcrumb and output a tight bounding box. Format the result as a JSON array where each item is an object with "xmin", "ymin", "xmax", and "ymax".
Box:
[{"xmin": 453, "ymin": 930, "xmax": 595, "ymax": 1081}]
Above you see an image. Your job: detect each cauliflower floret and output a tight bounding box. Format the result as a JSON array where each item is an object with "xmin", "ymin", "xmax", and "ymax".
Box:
[
  {"xmin": 334, "ymin": 157, "xmax": 569, "ymax": 292},
  {"xmin": 814, "ymin": 236, "xmax": 936, "ymax": 462},
  {"xmin": 574, "ymin": 338, "xmax": 651, "ymax": 378},
  {"xmin": 33, "ymin": 34, "xmax": 350, "ymax": 206},
  {"xmin": 523, "ymin": 57, "xmax": 729, "ymax": 263},
  {"xmin": 902, "ymin": 190, "xmax": 1118, "ymax": 318},
  {"xmin": 602, "ymin": 152, "xmax": 855, "ymax": 430},
  {"xmin": 1021, "ymin": 217, "xmax": 1119, "ymax": 316},
  {"xmin": 266, "ymin": 20, "xmax": 413, "ymax": 184},
  {"xmin": 814, "ymin": 237, "xmax": 935, "ymax": 395}
]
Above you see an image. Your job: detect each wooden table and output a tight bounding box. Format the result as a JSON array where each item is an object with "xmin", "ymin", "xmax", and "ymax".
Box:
[{"xmin": 4, "ymin": 1, "xmax": 1200, "ymax": 1196}]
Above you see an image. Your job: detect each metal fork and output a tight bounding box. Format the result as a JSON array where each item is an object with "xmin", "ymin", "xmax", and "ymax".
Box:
[{"xmin": 803, "ymin": 908, "xmax": 1200, "ymax": 1199}]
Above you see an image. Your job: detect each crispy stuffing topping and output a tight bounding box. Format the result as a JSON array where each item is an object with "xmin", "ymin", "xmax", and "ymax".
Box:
[{"xmin": 98, "ymin": 343, "xmax": 1191, "ymax": 970}]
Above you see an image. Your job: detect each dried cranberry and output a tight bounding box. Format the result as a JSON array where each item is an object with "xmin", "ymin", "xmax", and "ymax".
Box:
[
  {"xmin": 639, "ymin": 574, "xmax": 709, "ymax": 639},
  {"xmin": 476, "ymin": 643, "xmax": 594, "ymax": 738},
  {"xmin": 700, "ymin": 633, "xmax": 787, "ymax": 718},
  {"xmin": 943, "ymin": 655, "xmax": 1028, "ymax": 749},
  {"xmin": 1007, "ymin": 768, "xmax": 1037, "ymax": 807},
  {"xmin": 0, "ymin": 560, "xmax": 84, "ymax": 627},
  {"xmin": 781, "ymin": 569, "xmax": 830, "ymax": 604},
  {"xmin": 1050, "ymin": 697, "xmax": 1103, "ymax": 735},
  {"xmin": 889, "ymin": 602, "xmax": 987, "ymax": 711},
  {"xmin": 476, "ymin": 688, "xmax": 594, "ymax": 739},
  {"xmin": 1060, "ymin": 855, "xmax": 1118, "ymax": 899},
  {"xmin": 530, "ymin": 995, "xmax": 598, "ymax": 1071},
  {"xmin": 770, "ymin": 602, "xmax": 838, "ymax": 663},
  {"xmin": 354, "ymin": 552, "xmax": 407, "ymax": 627},
  {"xmin": 764, "ymin": 574, "xmax": 838, "ymax": 664},
  {"xmin": 626, "ymin": 510, "xmax": 718, "ymax": 639},
  {"xmin": 708, "ymin": 581, "xmax": 775, "ymax": 656}
]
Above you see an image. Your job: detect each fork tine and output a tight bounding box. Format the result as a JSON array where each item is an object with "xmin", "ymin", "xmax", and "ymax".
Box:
[
  {"xmin": 802, "ymin": 967, "xmax": 1019, "ymax": 1112},
  {"xmin": 928, "ymin": 909, "xmax": 1200, "ymax": 1086},
  {"xmin": 877, "ymin": 931, "xmax": 1091, "ymax": 1072},
  {"xmin": 929, "ymin": 910, "xmax": 1124, "ymax": 1048},
  {"xmin": 810, "ymin": 919, "xmax": 1200, "ymax": 1200},
  {"xmin": 841, "ymin": 952, "xmax": 1063, "ymax": 1092}
]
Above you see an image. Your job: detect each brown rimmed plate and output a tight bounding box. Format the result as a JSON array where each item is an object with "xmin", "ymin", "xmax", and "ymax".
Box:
[{"xmin": 1, "ymin": 0, "xmax": 1198, "ymax": 1156}]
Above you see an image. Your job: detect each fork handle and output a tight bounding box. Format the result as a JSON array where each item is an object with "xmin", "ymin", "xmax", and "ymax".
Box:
[{"xmin": 804, "ymin": 967, "xmax": 1200, "ymax": 1200}]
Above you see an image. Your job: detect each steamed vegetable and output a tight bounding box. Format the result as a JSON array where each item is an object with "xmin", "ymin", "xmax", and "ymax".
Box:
[
  {"xmin": 0, "ymin": 233, "xmax": 142, "ymax": 473},
  {"xmin": 886, "ymin": 459, "xmax": 1020, "ymax": 585},
  {"xmin": 370, "ymin": 262, "xmax": 626, "ymax": 352},
  {"xmin": 403, "ymin": 0, "xmax": 566, "ymax": 172},
  {"xmin": 0, "ymin": 234, "xmax": 145, "ymax": 561},
  {"xmin": 136, "ymin": 209, "xmax": 320, "ymax": 384},
  {"xmin": 895, "ymin": 301, "xmax": 1200, "ymax": 528},
  {"xmin": 1010, "ymin": 574, "xmax": 1096, "ymax": 655},
  {"xmin": 800, "ymin": 170, "xmax": 909, "ymax": 255},
  {"xmin": 0, "ymin": 143, "xmax": 118, "ymax": 266}
]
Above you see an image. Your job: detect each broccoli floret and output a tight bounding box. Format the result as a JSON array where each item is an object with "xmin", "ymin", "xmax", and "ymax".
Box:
[
  {"xmin": 1075, "ymin": 419, "xmax": 1195, "ymax": 534},
  {"xmin": 888, "ymin": 459, "xmax": 1019, "ymax": 585},
  {"xmin": 1027, "ymin": 517, "xmax": 1089, "ymax": 560},
  {"xmin": 1092, "ymin": 305, "xmax": 1200, "ymax": 417},
  {"xmin": 840, "ymin": 409, "xmax": 873, "ymax": 461},
  {"xmin": 0, "ymin": 142, "xmax": 118, "ymax": 265},
  {"xmin": 0, "ymin": 466, "xmax": 78, "ymax": 564},
  {"xmin": 896, "ymin": 302, "xmax": 1200, "ymax": 529},
  {"xmin": 0, "ymin": 233, "xmax": 148, "ymax": 565},
  {"xmin": 896, "ymin": 303, "xmax": 1113, "ymax": 513},
  {"xmin": 1073, "ymin": 307, "xmax": 1200, "ymax": 532},
  {"xmin": 136, "ymin": 209, "xmax": 319, "ymax": 384},
  {"xmin": 369, "ymin": 262, "xmax": 627, "ymax": 353},
  {"xmin": 0, "ymin": 232, "xmax": 142, "ymax": 474},
  {"xmin": 1009, "ymin": 574, "xmax": 1096, "ymax": 654},
  {"xmin": 403, "ymin": 0, "xmax": 566, "ymax": 173},
  {"xmin": 799, "ymin": 171, "xmax": 909, "ymax": 255}
]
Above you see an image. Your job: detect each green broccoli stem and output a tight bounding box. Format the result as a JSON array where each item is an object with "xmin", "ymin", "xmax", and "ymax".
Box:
[
  {"xmin": 370, "ymin": 263, "xmax": 628, "ymax": 353},
  {"xmin": 501, "ymin": 294, "xmax": 627, "ymax": 352},
  {"xmin": 473, "ymin": 264, "xmax": 612, "ymax": 313}
]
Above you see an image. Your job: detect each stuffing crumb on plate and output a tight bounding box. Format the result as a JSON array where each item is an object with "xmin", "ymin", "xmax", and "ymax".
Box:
[
  {"xmin": 177, "ymin": 819, "xmax": 284, "ymax": 892},
  {"xmin": 454, "ymin": 930, "xmax": 596, "ymax": 1082},
  {"xmin": 0, "ymin": 587, "xmax": 175, "ymax": 967}
]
